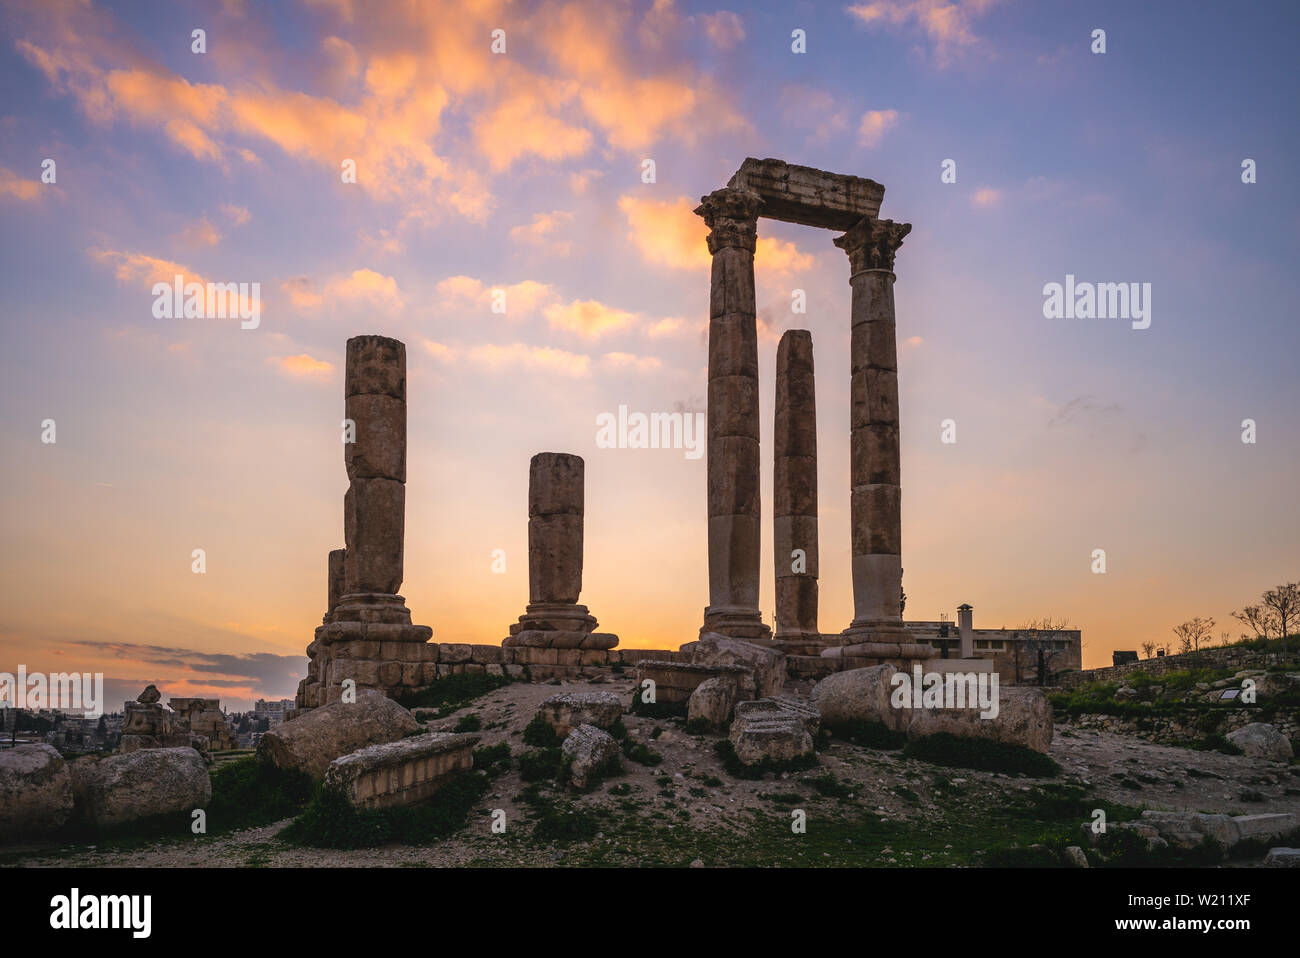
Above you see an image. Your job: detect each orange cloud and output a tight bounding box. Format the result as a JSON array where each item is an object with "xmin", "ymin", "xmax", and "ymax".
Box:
[
  {"xmin": 858, "ymin": 109, "xmax": 900, "ymax": 148},
  {"xmin": 618, "ymin": 194, "xmax": 710, "ymax": 270},
  {"xmin": 756, "ymin": 237, "xmax": 815, "ymax": 274},
  {"xmin": 89, "ymin": 248, "xmax": 204, "ymax": 288},
  {"xmin": 0, "ymin": 166, "xmax": 43, "ymax": 202},
  {"xmin": 601, "ymin": 351, "xmax": 662, "ymax": 371},
  {"xmin": 700, "ymin": 11, "xmax": 746, "ymax": 49},
  {"xmin": 178, "ymin": 216, "xmax": 222, "ymax": 247},
  {"xmin": 467, "ymin": 342, "xmax": 590, "ymax": 377},
  {"xmin": 847, "ymin": 0, "xmax": 1001, "ymax": 66},
  {"xmin": 971, "ymin": 187, "xmax": 1002, "ymax": 208},
  {"xmin": 544, "ymin": 299, "xmax": 639, "ymax": 337},
  {"xmin": 282, "ymin": 277, "xmax": 322, "ymax": 309},
  {"xmin": 509, "ymin": 210, "xmax": 575, "ymax": 255},
  {"xmin": 270, "ymin": 354, "xmax": 334, "ymax": 379}
]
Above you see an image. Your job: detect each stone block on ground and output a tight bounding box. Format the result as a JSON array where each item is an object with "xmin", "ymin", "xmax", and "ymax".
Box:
[
  {"xmin": 809, "ymin": 664, "xmax": 900, "ymax": 730},
  {"xmin": 256, "ymin": 689, "xmax": 420, "ymax": 780},
  {"xmin": 1264, "ymin": 848, "xmax": 1300, "ymax": 867},
  {"xmin": 687, "ymin": 676, "xmax": 739, "ymax": 730},
  {"xmin": 0, "ymin": 744, "xmax": 74, "ymax": 840},
  {"xmin": 1232, "ymin": 813, "xmax": 1296, "ymax": 843},
  {"xmin": 905, "ymin": 686, "xmax": 1053, "ymax": 754},
  {"xmin": 70, "ymin": 747, "xmax": 210, "ymax": 828},
  {"xmin": 1139, "ymin": 811, "xmax": 1242, "ymax": 850},
  {"xmin": 324, "ymin": 732, "xmax": 478, "ymax": 810},
  {"xmin": 634, "ymin": 661, "xmax": 754, "ymax": 705},
  {"xmin": 537, "ymin": 691, "xmax": 624, "ymax": 736},
  {"xmin": 728, "ymin": 700, "xmax": 814, "ymax": 766},
  {"xmin": 1226, "ymin": 723, "xmax": 1293, "ymax": 761},
  {"xmin": 682, "ymin": 632, "xmax": 786, "ymax": 698},
  {"xmin": 561, "ymin": 724, "xmax": 620, "ymax": 789}
]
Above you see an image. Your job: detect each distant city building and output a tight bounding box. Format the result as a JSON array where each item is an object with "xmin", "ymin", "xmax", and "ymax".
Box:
[
  {"xmin": 252, "ymin": 698, "xmax": 296, "ymax": 726},
  {"xmin": 904, "ymin": 604, "xmax": 1083, "ymax": 684}
]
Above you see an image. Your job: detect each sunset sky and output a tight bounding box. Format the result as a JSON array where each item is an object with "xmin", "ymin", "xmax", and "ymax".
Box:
[{"xmin": 1, "ymin": 0, "xmax": 1296, "ymax": 711}]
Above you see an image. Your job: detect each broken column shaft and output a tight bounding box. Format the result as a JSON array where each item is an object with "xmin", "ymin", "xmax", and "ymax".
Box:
[
  {"xmin": 505, "ymin": 452, "xmax": 617, "ymax": 650},
  {"xmin": 339, "ymin": 335, "xmax": 410, "ymax": 623},
  {"xmin": 773, "ymin": 329, "xmax": 820, "ymax": 651}
]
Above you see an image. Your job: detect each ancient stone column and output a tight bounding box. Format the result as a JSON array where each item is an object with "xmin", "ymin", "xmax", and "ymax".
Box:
[
  {"xmin": 338, "ymin": 334, "xmax": 410, "ymax": 624},
  {"xmin": 695, "ymin": 187, "xmax": 771, "ymax": 643},
  {"xmin": 505, "ymin": 452, "xmax": 617, "ymax": 649},
  {"xmin": 833, "ymin": 217, "xmax": 912, "ymax": 643},
  {"xmin": 773, "ymin": 329, "xmax": 820, "ymax": 652},
  {"xmin": 323, "ymin": 548, "xmax": 346, "ymax": 624}
]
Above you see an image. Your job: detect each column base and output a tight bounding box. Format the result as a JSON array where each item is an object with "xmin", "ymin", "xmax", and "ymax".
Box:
[
  {"xmin": 333, "ymin": 593, "xmax": 413, "ymax": 624},
  {"xmin": 508, "ymin": 602, "xmax": 598, "ymax": 635},
  {"xmin": 773, "ymin": 630, "xmax": 830, "ymax": 656},
  {"xmin": 701, "ymin": 606, "xmax": 773, "ymax": 643}
]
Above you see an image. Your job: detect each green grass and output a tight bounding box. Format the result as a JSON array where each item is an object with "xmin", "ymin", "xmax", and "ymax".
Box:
[
  {"xmin": 279, "ymin": 772, "xmax": 490, "ymax": 848},
  {"xmin": 393, "ymin": 672, "xmax": 510, "ymax": 714},
  {"xmin": 206, "ymin": 757, "xmax": 315, "ymax": 833}
]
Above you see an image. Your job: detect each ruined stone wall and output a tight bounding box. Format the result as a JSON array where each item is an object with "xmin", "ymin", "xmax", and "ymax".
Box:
[{"xmin": 1057, "ymin": 646, "xmax": 1297, "ymax": 689}]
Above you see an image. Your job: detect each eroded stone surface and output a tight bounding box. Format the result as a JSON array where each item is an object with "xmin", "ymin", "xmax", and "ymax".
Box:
[
  {"xmin": 70, "ymin": 747, "xmax": 210, "ymax": 828},
  {"xmin": 537, "ymin": 691, "xmax": 624, "ymax": 736},
  {"xmin": 259, "ymin": 690, "xmax": 420, "ymax": 780},
  {"xmin": 0, "ymin": 744, "xmax": 74, "ymax": 840},
  {"xmin": 324, "ymin": 732, "xmax": 478, "ymax": 809},
  {"xmin": 562, "ymin": 724, "xmax": 620, "ymax": 789}
]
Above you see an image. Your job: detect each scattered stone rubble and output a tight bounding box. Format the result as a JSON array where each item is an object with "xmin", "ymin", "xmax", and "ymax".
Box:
[
  {"xmin": 561, "ymin": 724, "xmax": 620, "ymax": 789},
  {"xmin": 536, "ymin": 691, "xmax": 623, "ymax": 736},
  {"xmin": 324, "ymin": 732, "xmax": 478, "ymax": 810}
]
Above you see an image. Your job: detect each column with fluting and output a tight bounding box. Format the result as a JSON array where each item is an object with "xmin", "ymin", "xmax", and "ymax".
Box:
[
  {"xmin": 694, "ymin": 187, "xmax": 771, "ymax": 642},
  {"xmin": 833, "ymin": 217, "xmax": 911, "ymax": 643},
  {"xmin": 773, "ymin": 329, "xmax": 820, "ymax": 652}
]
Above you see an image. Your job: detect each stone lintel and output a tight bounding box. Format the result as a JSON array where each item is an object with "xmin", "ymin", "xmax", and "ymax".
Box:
[{"xmin": 727, "ymin": 158, "xmax": 885, "ymax": 231}]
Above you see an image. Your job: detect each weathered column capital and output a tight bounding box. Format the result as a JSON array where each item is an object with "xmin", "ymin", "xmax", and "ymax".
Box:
[
  {"xmin": 834, "ymin": 217, "xmax": 912, "ymax": 275},
  {"xmin": 695, "ymin": 187, "xmax": 762, "ymax": 254}
]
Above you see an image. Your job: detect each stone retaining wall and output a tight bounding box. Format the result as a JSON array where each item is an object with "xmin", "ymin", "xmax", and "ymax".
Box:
[
  {"xmin": 1057, "ymin": 647, "xmax": 1298, "ymax": 689},
  {"xmin": 1065, "ymin": 708, "xmax": 1300, "ymax": 746}
]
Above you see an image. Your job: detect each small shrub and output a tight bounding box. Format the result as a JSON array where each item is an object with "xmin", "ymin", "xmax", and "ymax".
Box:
[
  {"xmin": 901, "ymin": 733, "xmax": 1059, "ymax": 777},
  {"xmin": 824, "ymin": 719, "xmax": 907, "ymax": 750},
  {"xmin": 519, "ymin": 747, "xmax": 564, "ymax": 782},
  {"xmin": 394, "ymin": 672, "xmax": 509, "ymax": 713},
  {"xmin": 280, "ymin": 773, "xmax": 489, "ymax": 849},
  {"xmin": 621, "ymin": 739, "xmax": 663, "ymax": 767},
  {"xmin": 522, "ymin": 716, "xmax": 563, "ymax": 748},
  {"xmin": 472, "ymin": 742, "xmax": 511, "ymax": 776},
  {"xmin": 453, "ymin": 714, "xmax": 482, "ymax": 733}
]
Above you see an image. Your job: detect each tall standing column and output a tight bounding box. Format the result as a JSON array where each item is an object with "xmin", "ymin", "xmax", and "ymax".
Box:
[
  {"xmin": 834, "ymin": 217, "xmax": 911, "ymax": 642},
  {"xmin": 338, "ymin": 334, "xmax": 411, "ymax": 624},
  {"xmin": 773, "ymin": 329, "xmax": 820, "ymax": 651},
  {"xmin": 695, "ymin": 187, "xmax": 771, "ymax": 643}
]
